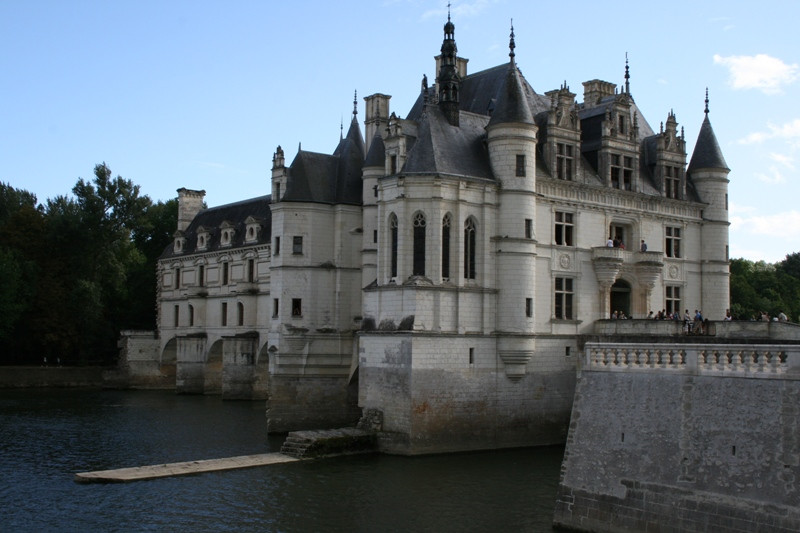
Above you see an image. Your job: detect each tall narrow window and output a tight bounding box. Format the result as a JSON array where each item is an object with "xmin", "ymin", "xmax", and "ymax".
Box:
[
  {"xmin": 525, "ymin": 218, "xmax": 533, "ymax": 239},
  {"xmin": 665, "ymin": 165, "xmax": 680, "ymax": 199},
  {"xmin": 221, "ymin": 302, "xmax": 228, "ymax": 326},
  {"xmin": 442, "ymin": 214, "xmax": 451, "ymax": 279},
  {"xmin": 291, "ymin": 298, "xmax": 302, "ymax": 317},
  {"xmin": 188, "ymin": 304, "xmax": 194, "ymax": 327},
  {"xmin": 412, "ymin": 212, "xmax": 426, "ymax": 276},
  {"xmin": 666, "ymin": 286, "xmax": 681, "ymax": 315},
  {"xmin": 464, "ymin": 218, "xmax": 477, "ymax": 280},
  {"xmin": 237, "ymin": 302, "xmax": 244, "ymax": 326},
  {"xmin": 389, "ymin": 214, "xmax": 398, "ymax": 279},
  {"xmin": 275, "ymin": 183, "xmax": 281, "ymax": 201},
  {"xmin": 515, "ymin": 154, "xmax": 526, "ymax": 177},
  {"xmin": 174, "ymin": 267, "xmax": 181, "ymax": 289},
  {"xmin": 554, "ymin": 212, "xmax": 574, "ymax": 246},
  {"xmin": 373, "ymin": 230, "xmax": 377, "ymax": 244},
  {"xmin": 610, "ymin": 154, "xmax": 621, "ymax": 189},
  {"xmin": 292, "ymin": 236, "xmax": 303, "ymax": 254},
  {"xmin": 623, "ymin": 156, "xmax": 633, "ymax": 190},
  {"xmin": 222, "ymin": 262, "xmax": 229, "ymax": 285},
  {"xmin": 174, "ymin": 305, "xmax": 179, "ymax": 327},
  {"xmin": 526, "ymin": 298, "xmax": 533, "ymax": 318},
  {"xmin": 198, "ymin": 265, "xmax": 204, "ymax": 287},
  {"xmin": 666, "ymin": 226, "xmax": 682, "ymax": 258},
  {"xmin": 618, "ymin": 114, "xmax": 626, "ymax": 135},
  {"xmin": 272, "ymin": 298, "xmax": 279, "ymax": 318},
  {"xmin": 248, "ymin": 259, "xmax": 255, "ymax": 282},
  {"xmin": 556, "ymin": 143, "xmax": 574, "ymax": 180},
  {"xmin": 555, "ymin": 277, "xmax": 574, "ymax": 319},
  {"xmin": 390, "ymin": 155, "xmax": 397, "ymax": 174},
  {"xmin": 274, "ymin": 236, "xmax": 280, "ymax": 256}
]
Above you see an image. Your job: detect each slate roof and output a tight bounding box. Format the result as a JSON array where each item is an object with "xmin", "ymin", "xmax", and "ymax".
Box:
[
  {"xmin": 161, "ymin": 196, "xmax": 271, "ymax": 259},
  {"xmin": 282, "ymin": 115, "xmax": 365, "ymax": 205},
  {"xmin": 687, "ymin": 115, "xmax": 729, "ymax": 172},
  {"xmin": 486, "ymin": 61, "xmax": 535, "ymax": 127},
  {"xmin": 403, "ymin": 106, "xmax": 493, "ymax": 178}
]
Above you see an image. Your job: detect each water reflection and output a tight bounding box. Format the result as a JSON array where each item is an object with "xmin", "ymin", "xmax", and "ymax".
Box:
[{"xmin": 0, "ymin": 389, "xmax": 562, "ymax": 532}]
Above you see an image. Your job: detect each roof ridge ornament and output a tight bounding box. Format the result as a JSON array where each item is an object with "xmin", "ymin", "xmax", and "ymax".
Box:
[{"xmin": 509, "ymin": 19, "xmax": 515, "ymax": 64}]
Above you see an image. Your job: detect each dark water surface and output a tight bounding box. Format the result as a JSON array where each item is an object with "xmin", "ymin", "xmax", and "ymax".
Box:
[{"xmin": 0, "ymin": 389, "xmax": 563, "ymax": 532}]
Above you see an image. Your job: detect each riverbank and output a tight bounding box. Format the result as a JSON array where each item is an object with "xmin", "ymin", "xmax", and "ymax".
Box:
[{"xmin": 0, "ymin": 365, "xmax": 119, "ymax": 388}]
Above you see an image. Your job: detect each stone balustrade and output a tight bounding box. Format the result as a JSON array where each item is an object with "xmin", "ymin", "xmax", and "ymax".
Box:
[{"xmin": 584, "ymin": 342, "xmax": 800, "ymax": 379}]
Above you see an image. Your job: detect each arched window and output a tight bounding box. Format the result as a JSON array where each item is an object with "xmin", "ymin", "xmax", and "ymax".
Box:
[
  {"xmin": 389, "ymin": 214, "xmax": 398, "ymax": 279},
  {"xmin": 464, "ymin": 217, "xmax": 477, "ymax": 280},
  {"xmin": 442, "ymin": 214, "xmax": 452, "ymax": 279},
  {"xmin": 413, "ymin": 212, "xmax": 426, "ymax": 276}
]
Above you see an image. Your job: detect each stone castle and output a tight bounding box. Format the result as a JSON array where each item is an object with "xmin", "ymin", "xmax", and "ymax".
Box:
[{"xmin": 149, "ymin": 14, "xmax": 731, "ymax": 455}]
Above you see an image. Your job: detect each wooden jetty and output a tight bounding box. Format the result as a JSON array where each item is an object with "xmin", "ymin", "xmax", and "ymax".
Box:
[{"xmin": 74, "ymin": 453, "xmax": 298, "ymax": 483}]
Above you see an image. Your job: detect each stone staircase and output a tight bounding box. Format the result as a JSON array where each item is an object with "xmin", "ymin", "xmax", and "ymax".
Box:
[{"xmin": 280, "ymin": 428, "xmax": 377, "ymax": 458}]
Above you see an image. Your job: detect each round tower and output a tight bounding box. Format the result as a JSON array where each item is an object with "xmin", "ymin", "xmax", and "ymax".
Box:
[
  {"xmin": 687, "ymin": 90, "xmax": 730, "ymax": 317},
  {"xmin": 485, "ymin": 25, "xmax": 538, "ymax": 379}
]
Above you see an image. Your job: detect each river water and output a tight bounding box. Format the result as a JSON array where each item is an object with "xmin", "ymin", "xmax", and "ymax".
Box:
[{"xmin": 0, "ymin": 389, "xmax": 564, "ymax": 532}]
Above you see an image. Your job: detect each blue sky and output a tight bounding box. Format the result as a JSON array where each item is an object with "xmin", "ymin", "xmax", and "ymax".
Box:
[{"xmin": 1, "ymin": 0, "xmax": 798, "ymax": 262}]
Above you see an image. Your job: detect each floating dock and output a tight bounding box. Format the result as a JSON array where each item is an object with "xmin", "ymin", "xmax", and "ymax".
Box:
[{"xmin": 74, "ymin": 453, "xmax": 299, "ymax": 483}]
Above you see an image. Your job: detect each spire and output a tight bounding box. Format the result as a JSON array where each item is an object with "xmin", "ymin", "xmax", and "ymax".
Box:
[
  {"xmin": 438, "ymin": 7, "xmax": 460, "ymax": 126},
  {"xmin": 688, "ymin": 89, "xmax": 729, "ymax": 172},
  {"xmin": 487, "ymin": 25, "xmax": 534, "ymax": 128},
  {"xmin": 624, "ymin": 52, "xmax": 630, "ymax": 95},
  {"xmin": 353, "ymin": 90, "xmax": 358, "ymax": 118},
  {"xmin": 509, "ymin": 19, "xmax": 516, "ymax": 64}
]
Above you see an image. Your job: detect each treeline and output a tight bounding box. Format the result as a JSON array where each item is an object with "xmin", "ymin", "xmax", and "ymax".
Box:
[
  {"xmin": 0, "ymin": 164, "xmax": 177, "ymax": 365},
  {"xmin": 730, "ymin": 255, "xmax": 800, "ymax": 322}
]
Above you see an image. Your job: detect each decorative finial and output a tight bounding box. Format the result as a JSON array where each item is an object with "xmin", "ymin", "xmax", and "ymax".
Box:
[
  {"xmin": 704, "ymin": 87, "xmax": 709, "ymax": 116},
  {"xmin": 448, "ymin": 2, "xmax": 451, "ymax": 22},
  {"xmin": 340, "ymin": 116, "xmax": 343, "ymax": 140},
  {"xmin": 624, "ymin": 52, "xmax": 630, "ymax": 95},
  {"xmin": 509, "ymin": 19, "xmax": 516, "ymax": 63},
  {"xmin": 353, "ymin": 90, "xmax": 358, "ymax": 117}
]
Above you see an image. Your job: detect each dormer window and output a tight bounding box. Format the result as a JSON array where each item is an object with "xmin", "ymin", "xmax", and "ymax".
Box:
[
  {"xmin": 556, "ymin": 143, "xmax": 574, "ymax": 180},
  {"xmin": 664, "ymin": 165, "xmax": 681, "ymax": 199},
  {"xmin": 244, "ymin": 216, "xmax": 261, "ymax": 244},
  {"xmin": 220, "ymin": 221, "xmax": 235, "ymax": 247},
  {"xmin": 196, "ymin": 226, "xmax": 210, "ymax": 251},
  {"xmin": 173, "ymin": 231, "xmax": 186, "ymax": 254}
]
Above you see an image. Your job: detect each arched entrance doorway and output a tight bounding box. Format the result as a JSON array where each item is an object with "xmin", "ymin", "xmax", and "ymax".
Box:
[{"xmin": 610, "ymin": 279, "xmax": 632, "ymax": 318}]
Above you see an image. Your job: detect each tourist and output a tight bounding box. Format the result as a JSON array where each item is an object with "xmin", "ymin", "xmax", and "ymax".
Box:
[
  {"xmin": 640, "ymin": 239, "xmax": 647, "ymax": 252},
  {"xmin": 723, "ymin": 309, "xmax": 732, "ymax": 321},
  {"xmin": 778, "ymin": 311, "xmax": 788, "ymax": 322}
]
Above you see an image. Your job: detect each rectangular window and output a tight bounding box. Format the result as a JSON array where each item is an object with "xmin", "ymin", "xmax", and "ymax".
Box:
[
  {"xmin": 248, "ymin": 259, "xmax": 255, "ymax": 282},
  {"xmin": 525, "ymin": 218, "xmax": 533, "ymax": 239},
  {"xmin": 665, "ymin": 226, "xmax": 681, "ymax": 258},
  {"xmin": 610, "ymin": 154, "xmax": 621, "ymax": 189},
  {"xmin": 174, "ymin": 268, "xmax": 181, "ymax": 289},
  {"xmin": 275, "ymin": 183, "xmax": 281, "ymax": 202},
  {"xmin": 198, "ymin": 265, "xmax": 204, "ymax": 287},
  {"xmin": 526, "ymin": 298, "xmax": 533, "ymax": 318},
  {"xmin": 390, "ymin": 155, "xmax": 397, "ymax": 174},
  {"xmin": 469, "ymin": 347, "xmax": 474, "ymax": 365},
  {"xmin": 665, "ymin": 165, "xmax": 680, "ymax": 199},
  {"xmin": 623, "ymin": 156, "xmax": 633, "ymax": 190},
  {"xmin": 291, "ymin": 298, "xmax": 302, "ymax": 317},
  {"xmin": 173, "ymin": 305, "xmax": 179, "ymax": 327},
  {"xmin": 554, "ymin": 212, "xmax": 574, "ymax": 246},
  {"xmin": 515, "ymin": 154, "xmax": 526, "ymax": 177},
  {"xmin": 273, "ymin": 298, "xmax": 279, "ymax": 318},
  {"xmin": 222, "ymin": 262, "xmax": 229, "ymax": 285},
  {"xmin": 274, "ymin": 236, "xmax": 280, "ymax": 256},
  {"xmin": 373, "ymin": 229, "xmax": 377, "ymax": 243},
  {"xmin": 556, "ymin": 143, "xmax": 574, "ymax": 180},
  {"xmin": 189, "ymin": 305, "xmax": 194, "ymax": 327},
  {"xmin": 666, "ymin": 286, "xmax": 681, "ymax": 315},
  {"xmin": 293, "ymin": 236, "xmax": 303, "ymax": 255},
  {"xmin": 555, "ymin": 277, "xmax": 574, "ymax": 320},
  {"xmin": 221, "ymin": 302, "xmax": 228, "ymax": 326}
]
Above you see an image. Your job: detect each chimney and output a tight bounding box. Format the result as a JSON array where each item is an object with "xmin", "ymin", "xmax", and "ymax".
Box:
[{"xmin": 176, "ymin": 188, "xmax": 205, "ymax": 232}]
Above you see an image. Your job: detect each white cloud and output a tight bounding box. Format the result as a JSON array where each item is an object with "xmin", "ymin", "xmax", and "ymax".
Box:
[
  {"xmin": 755, "ymin": 166, "xmax": 786, "ymax": 184},
  {"xmin": 713, "ymin": 54, "xmax": 798, "ymax": 94},
  {"xmin": 737, "ymin": 118, "xmax": 800, "ymax": 145},
  {"xmin": 730, "ymin": 209, "xmax": 800, "ymax": 237},
  {"xmin": 769, "ymin": 152, "xmax": 795, "ymax": 170}
]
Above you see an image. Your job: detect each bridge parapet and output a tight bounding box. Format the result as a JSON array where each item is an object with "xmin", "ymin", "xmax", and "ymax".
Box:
[{"xmin": 584, "ymin": 342, "xmax": 800, "ymax": 379}]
